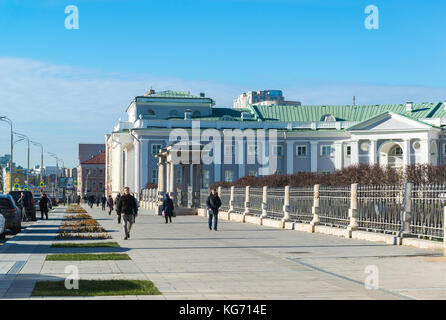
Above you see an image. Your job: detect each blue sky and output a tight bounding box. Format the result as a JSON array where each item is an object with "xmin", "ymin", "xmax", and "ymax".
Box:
[{"xmin": 0, "ymin": 0, "xmax": 445, "ymax": 168}]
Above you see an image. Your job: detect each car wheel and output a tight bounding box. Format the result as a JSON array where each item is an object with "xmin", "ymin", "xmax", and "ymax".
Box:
[{"xmin": 0, "ymin": 232, "xmax": 5, "ymax": 240}]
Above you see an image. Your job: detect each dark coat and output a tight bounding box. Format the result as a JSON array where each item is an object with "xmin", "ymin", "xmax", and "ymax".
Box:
[
  {"xmin": 106, "ymin": 197, "xmax": 114, "ymax": 209},
  {"xmin": 206, "ymin": 194, "xmax": 222, "ymax": 214},
  {"xmin": 162, "ymin": 196, "xmax": 174, "ymax": 217},
  {"xmin": 39, "ymin": 197, "xmax": 50, "ymax": 212},
  {"xmin": 117, "ymin": 194, "xmax": 138, "ymax": 215}
]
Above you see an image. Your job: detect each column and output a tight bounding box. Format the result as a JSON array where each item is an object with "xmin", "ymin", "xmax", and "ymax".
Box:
[
  {"xmin": 370, "ymin": 140, "xmax": 377, "ymax": 165},
  {"xmin": 286, "ymin": 141, "xmax": 294, "ymax": 174},
  {"xmin": 334, "ymin": 142, "xmax": 343, "ymax": 170},
  {"xmin": 228, "ymin": 186, "xmax": 235, "ymax": 214},
  {"xmin": 351, "ymin": 140, "xmax": 359, "ymax": 165},
  {"xmin": 169, "ymin": 162, "xmax": 177, "ymax": 206},
  {"xmin": 192, "ymin": 164, "xmax": 198, "ymax": 208},
  {"xmin": 310, "ymin": 141, "xmax": 318, "ymax": 172},
  {"xmin": 181, "ymin": 164, "xmax": 188, "ymax": 207},
  {"xmin": 400, "ymin": 182, "xmax": 413, "ymax": 237},
  {"xmin": 243, "ymin": 185, "xmax": 250, "ymax": 217},
  {"xmin": 421, "ymin": 139, "xmax": 430, "ymax": 164},
  {"xmin": 166, "ymin": 162, "xmax": 171, "ymax": 197},
  {"xmin": 403, "ymin": 139, "xmax": 411, "ymax": 167},
  {"xmin": 157, "ymin": 157, "xmax": 166, "ymax": 202}
]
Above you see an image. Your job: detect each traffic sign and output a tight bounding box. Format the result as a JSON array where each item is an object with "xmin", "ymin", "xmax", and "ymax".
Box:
[
  {"xmin": 15, "ymin": 178, "xmax": 19, "ymax": 183},
  {"xmin": 14, "ymin": 183, "xmax": 20, "ymax": 189},
  {"xmin": 73, "ymin": 181, "xmax": 78, "ymax": 187},
  {"xmin": 40, "ymin": 182, "xmax": 45, "ymax": 188}
]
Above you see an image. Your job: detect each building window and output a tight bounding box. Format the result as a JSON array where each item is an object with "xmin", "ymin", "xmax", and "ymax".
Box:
[
  {"xmin": 247, "ymin": 145, "xmax": 257, "ymax": 156},
  {"xmin": 346, "ymin": 146, "xmax": 351, "ymax": 157},
  {"xmin": 225, "ymin": 170, "xmax": 234, "ymax": 182},
  {"xmin": 92, "ymin": 182, "xmax": 96, "ymax": 191},
  {"xmin": 275, "ymin": 170, "xmax": 283, "ymax": 175},
  {"xmin": 99, "ymin": 169, "xmax": 103, "ymax": 176},
  {"xmin": 248, "ymin": 170, "xmax": 257, "ymax": 176},
  {"xmin": 192, "ymin": 110, "xmax": 201, "ymax": 117},
  {"xmin": 99, "ymin": 182, "xmax": 103, "ymax": 190},
  {"xmin": 443, "ymin": 144, "xmax": 446, "ymax": 155},
  {"xmin": 296, "ymin": 145, "xmax": 307, "ymax": 157},
  {"xmin": 321, "ymin": 145, "xmax": 332, "ymax": 157},
  {"xmin": 151, "ymin": 144, "xmax": 162, "ymax": 155},
  {"xmin": 93, "ymin": 169, "xmax": 96, "ymax": 176},
  {"xmin": 152, "ymin": 169, "xmax": 158, "ymax": 183},
  {"xmin": 272, "ymin": 145, "xmax": 283, "ymax": 156},
  {"xmin": 168, "ymin": 110, "xmax": 178, "ymax": 118},
  {"xmin": 224, "ymin": 144, "xmax": 234, "ymax": 156}
]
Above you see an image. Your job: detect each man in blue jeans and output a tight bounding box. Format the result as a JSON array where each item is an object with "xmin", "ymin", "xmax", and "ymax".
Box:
[{"xmin": 206, "ymin": 188, "xmax": 222, "ymax": 231}]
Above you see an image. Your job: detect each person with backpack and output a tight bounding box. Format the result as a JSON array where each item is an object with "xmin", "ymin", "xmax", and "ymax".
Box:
[
  {"xmin": 162, "ymin": 193, "xmax": 174, "ymax": 224},
  {"xmin": 116, "ymin": 187, "xmax": 138, "ymax": 240},
  {"xmin": 206, "ymin": 188, "xmax": 222, "ymax": 231},
  {"xmin": 17, "ymin": 192, "xmax": 28, "ymax": 222}
]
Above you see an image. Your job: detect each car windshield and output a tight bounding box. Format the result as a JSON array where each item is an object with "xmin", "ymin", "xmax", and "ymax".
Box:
[{"xmin": 0, "ymin": 198, "xmax": 15, "ymax": 209}]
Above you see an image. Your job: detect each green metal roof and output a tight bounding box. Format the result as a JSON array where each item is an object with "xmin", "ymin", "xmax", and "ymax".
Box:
[{"xmin": 250, "ymin": 102, "xmax": 443, "ymax": 122}]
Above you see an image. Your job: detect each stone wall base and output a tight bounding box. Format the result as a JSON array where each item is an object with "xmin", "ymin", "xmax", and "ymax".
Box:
[
  {"xmin": 314, "ymin": 225, "xmax": 351, "ymax": 239},
  {"xmin": 351, "ymin": 230, "xmax": 400, "ymax": 245},
  {"xmin": 245, "ymin": 215, "xmax": 262, "ymax": 226}
]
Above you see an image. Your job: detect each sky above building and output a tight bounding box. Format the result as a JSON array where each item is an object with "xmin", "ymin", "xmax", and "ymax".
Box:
[{"xmin": 0, "ymin": 0, "xmax": 445, "ymax": 168}]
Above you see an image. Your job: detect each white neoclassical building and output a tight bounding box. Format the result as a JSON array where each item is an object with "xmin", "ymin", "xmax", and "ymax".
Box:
[{"xmin": 105, "ymin": 90, "xmax": 446, "ymax": 200}]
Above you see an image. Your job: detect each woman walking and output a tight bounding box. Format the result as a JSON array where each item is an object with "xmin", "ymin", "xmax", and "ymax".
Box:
[
  {"xmin": 162, "ymin": 193, "xmax": 174, "ymax": 224},
  {"xmin": 106, "ymin": 195, "xmax": 114, "ymax": 215}
]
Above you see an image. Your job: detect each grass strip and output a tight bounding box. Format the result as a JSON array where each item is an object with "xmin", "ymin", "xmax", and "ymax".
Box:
[
  {"xmin": 31, "ymin": 280, "xmax": 161, "ymax": 296},
  {"xmin": 51, "ymin": 242, "xmax": 120, "ymax": 248},
  {"xmin": 46, "ymin": 253, "xmax": 130, "ymax": 261}
]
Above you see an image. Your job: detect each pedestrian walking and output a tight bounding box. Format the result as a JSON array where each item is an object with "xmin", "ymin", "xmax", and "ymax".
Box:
[
  {"xmin": 101, "ymin": 195, "xmax": 106, "ymax": 211},
  {"xmin": 206, "ymin": 188, "xmax": 222, "ymax": 231},
  {"xmin": 17, "ymin": 192, "xmax": 27, "ymax": 222},
  {"xmin": 162, "ymin": 193, "xmax": 174, "ymax": 224},
  {"xmin": 114, "ymin": 193, "xmax": 121, "ymax": 223},
  {"xmin": 89, "ymin": 195, "xmax": 95, "ymax": 208},
  {"xmin": 96, "ymin": 196, "xmax": 100, "ymax": 207},
  {"xmin": 106, "ymin": 195, "xmax": 114, "ymax": 215},
  {"xmin": 39, "ymin": 193, "xmax": 51, "ymax": 220},
  {"xmin": 116, "ymin": 187, "xmax": 138, "ymax": 240}
]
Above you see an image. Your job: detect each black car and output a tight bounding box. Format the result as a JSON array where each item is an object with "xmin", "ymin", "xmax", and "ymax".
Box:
[
  {"xmin": 0, "ymin": 194, "xmax": 22, "ymax": 234},
  {"xmin": 9, "ymin": 191, "xmax": 37, "ymax": 221}
]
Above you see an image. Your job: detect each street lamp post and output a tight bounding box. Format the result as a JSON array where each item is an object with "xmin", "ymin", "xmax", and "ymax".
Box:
[
  {"xmin": 48, "ymin": 152, "xmax": 59, "ymax": 198},
  {"xmin": 0, "ymin": 116, "xmax": 13, "ymax": 192},
  {"xmin": 31, "ymin": 141, "xmax": 44, "ymax": 183},
  {"xmin": 14, "ymin": 132, "xmax": 30, "ymax": 188}
]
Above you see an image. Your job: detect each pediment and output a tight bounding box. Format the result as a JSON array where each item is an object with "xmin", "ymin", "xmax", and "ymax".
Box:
[{"xmin": 347, "ymin": 112, "xmax": 433, "ymax": 132}]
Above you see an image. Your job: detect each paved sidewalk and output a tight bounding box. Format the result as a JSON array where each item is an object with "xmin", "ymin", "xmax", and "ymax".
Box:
[{"xmin": 2, "ymin": 205, "xmax": 446, "ymax": 299}]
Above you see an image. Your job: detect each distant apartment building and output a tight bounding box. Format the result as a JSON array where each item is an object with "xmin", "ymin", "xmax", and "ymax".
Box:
[
  {"xmin": 77, "ymin": 151, "xmax": 105, "ymax": 198},
  {"xmin": 233, "ymin": 90, "xmax": 301, "ymax": 109}
]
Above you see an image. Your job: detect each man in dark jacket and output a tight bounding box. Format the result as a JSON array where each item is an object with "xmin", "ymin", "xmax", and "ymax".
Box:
[
  {"xmin": 39, "ymin": 193, "xmax": 51, "ymax": 220},
  {"xmin": 114, "ymin": 193, "xmax": 121, "ymax": 223},
  {"xmin": 206, "ymin": 188, "xmax": 222, "ymax": 231},
  {"xmin": 116, "ymin": 187, "xmax": 138, "ymax": 240},
  {"xmin": 162, "ymin": 193, "xmax": 174, "ymax": 224}
]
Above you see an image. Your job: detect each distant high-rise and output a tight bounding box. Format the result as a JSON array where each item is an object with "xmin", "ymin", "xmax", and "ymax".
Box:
[{"xmin": 233, "ymin": 90, "xmax": 301, "ymax": 109}]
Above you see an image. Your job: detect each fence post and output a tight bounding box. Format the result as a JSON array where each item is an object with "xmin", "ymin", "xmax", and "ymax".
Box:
[
  {"xmin": 310, "ymin": 184, "xmax": 320, "ymax": 232},
  {"xmin": 281, "ymin": 186, "xmax": 290, "ymax": 228},
  {"xmin": 399, "ymin": 182, "xmax": 413, "ymax": 238},
  {"xmin": 260, "ymin": 186, "xmax": 268, "ymax": 223},
  {"xmin": 347, "ymin": 183, "xmax": 358, "ymax": 238},
  {"xmin": 227, "ymin": 186, "xmax": 235, "ymax": 218},
  {"xmin": 243, "ymin": 186, "xmax": 250, "ymax": 222},
  {"xmin": 443, "ymin": 206, "xmax": 446, "ymax": 257}
]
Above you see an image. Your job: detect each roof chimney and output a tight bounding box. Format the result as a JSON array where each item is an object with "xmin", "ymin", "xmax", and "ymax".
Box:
[
  {"xmin": 405, "ymin": 101, "xmax": 414, "ymax": 112},
  {"xmin": 200, "ymin": 92, "xmax": 205, "ymax": 97}
]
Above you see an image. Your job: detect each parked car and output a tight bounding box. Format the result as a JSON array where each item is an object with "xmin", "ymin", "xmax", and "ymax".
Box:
[
  {"xmin": 0, "ymin": 214, "xmax": 5, "ymax": 239},
  {"xmin": 9, "ymin": 191, "xmax": 37, "ymax": 221},
  {"xmin": 0, "ymin": 194, "xmax": 22, "ymax": 234},
  {"xmin": 33, "ymin": 194, "xmax": 42, "ymax": 212}
]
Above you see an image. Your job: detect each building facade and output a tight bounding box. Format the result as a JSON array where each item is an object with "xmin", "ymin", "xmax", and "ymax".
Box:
[
  {"xmin": 77, "ymin": 152, "xmax": 105, "ymax": 198},
  {"xmin": 106, "ymin": 89, "xmax": 446, "ymax": 200}
]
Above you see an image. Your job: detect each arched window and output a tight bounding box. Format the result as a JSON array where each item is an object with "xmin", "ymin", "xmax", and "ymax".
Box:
[
  {"xmin": 320, "ymin": 114, "xmax": 336, "ymax": 122},
  {"xmin": 145, "ymin": 109, "xmax": 155, "ymax": 116},
  {"xmin": 192, "ymin": 110, "xmax": 201, "ymax": 117},
  {"xmin": 221, "ymin": 115, "xmax": 233, "ymax": 121}
]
